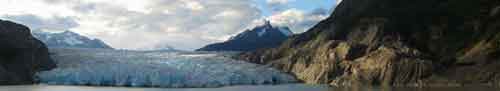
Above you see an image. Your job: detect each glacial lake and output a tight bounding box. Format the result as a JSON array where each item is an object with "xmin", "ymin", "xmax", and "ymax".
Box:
[{"xmin": 1, "ymin": 84, "xmax": 499, "ymax": 91}]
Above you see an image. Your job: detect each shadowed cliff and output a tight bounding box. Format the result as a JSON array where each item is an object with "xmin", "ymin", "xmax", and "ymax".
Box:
[
  {"xmin": 0, "ymin": 20, "xmax": 56, "ymax": 85},
  {"xmin": 239, "ymin": 0, "xmax": 500, "ymax": 86}
]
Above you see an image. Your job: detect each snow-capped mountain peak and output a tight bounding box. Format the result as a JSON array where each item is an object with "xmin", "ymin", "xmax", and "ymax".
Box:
[
  {"xmin": 256, "ymin": 21, "xmax": 279, "ymax": 37},
  {"xmin": 33, "ymin": 30, "xmax": 113, "ymax": 49},
  {"xmin": 197, "ymin": 20, "xmax": 294, "ymax": 51}
]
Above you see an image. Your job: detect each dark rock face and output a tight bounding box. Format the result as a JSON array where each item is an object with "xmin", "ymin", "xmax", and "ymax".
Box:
[
  {"xmin": 0, "ymin": 20, "xmax": 56, "ymax": 84},
  {"xmin": 197, "ymin": 21, "xmax": 293, "ymax": 51},
  {"xmin": 33, "ymin": 31, "xmax": 113, "ymax": 49},
  {"xmin": 239, "ymin": 0, "xmax": 500, "ymax": 86}
]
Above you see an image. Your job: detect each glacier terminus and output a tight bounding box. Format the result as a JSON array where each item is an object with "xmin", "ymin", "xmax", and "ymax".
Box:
[{"xmin": 36, "ymin": 48, "xmax": 297, "ymax": 88}]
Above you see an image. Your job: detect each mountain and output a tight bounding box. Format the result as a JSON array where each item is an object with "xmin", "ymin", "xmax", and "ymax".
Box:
[
  {"xmin": 0, "ymin": 20, "xmax": 56, "ymax": 85},
  {"xmin": 33, "ymin": 31, "xmax": 113, "ymax": 49},
  {"xmin": 239, "ymin": 0, "xmax": 500, "ymax": 86},
  {"xmin": 197, "ymin": 21, "xmax": 293, "ymax": 51}
]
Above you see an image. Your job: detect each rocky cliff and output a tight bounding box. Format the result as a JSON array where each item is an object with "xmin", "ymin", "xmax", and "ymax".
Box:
[
  {"xmin": 0, "ymin": 20, "xmax": 56, "ymax": 84},
  {"xmin": 239, "ymin": 0, "xmax": 500, "ymax": 86}
]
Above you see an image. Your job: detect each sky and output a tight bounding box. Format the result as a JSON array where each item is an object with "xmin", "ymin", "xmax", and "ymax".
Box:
[{"xmin": 0, "ymin": 0, "xmax": 338, "ymax": 50}]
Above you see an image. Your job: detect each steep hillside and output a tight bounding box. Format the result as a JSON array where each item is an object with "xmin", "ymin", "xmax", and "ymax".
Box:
[{"xmin": 239, "ymin": 0, "xmax": 500, "ymax": 86}]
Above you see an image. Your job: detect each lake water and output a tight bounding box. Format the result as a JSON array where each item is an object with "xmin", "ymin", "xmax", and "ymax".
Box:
[
  {"xmin": 0, "ymin": 84, "xmax": 329, "ymax": 91},
  {"xmin": 1, "ymin": 84, "xmax": 499, "ymax": 91}
]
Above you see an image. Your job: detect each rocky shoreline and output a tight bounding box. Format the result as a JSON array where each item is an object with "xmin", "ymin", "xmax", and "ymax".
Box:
[{"xmin": 239, "ymin": 0, "xmax": 500, "ymax": 86}]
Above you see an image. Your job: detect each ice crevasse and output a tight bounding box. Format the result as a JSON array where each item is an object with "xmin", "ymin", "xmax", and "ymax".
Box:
[{"xmin": 36, "ymin": 48, "xmax": 297, "ymax": 88}]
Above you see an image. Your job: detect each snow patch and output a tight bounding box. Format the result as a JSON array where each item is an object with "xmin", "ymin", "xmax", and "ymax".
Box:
[
  {"xmin": 257, "ymin": 28, "xmax": 267, "ymax": 37},
  {"xmin": 63, "ymin": 37, "xmax": 84, "ymax": 45},
  {"xmin": 278, "ymin": 27, "xmax": 293, "ymax": 36}
]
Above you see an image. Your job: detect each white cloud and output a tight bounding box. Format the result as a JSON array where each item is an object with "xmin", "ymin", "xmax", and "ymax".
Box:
[
  {"xmin": 0, "ymin": 0, "xmax": 78, "ymax": 18},
  {"xmin": 337, "ymin": 0, "xmax": 343, "ymax": 5},
  {"xmin": 2, "ymin": 14, "xmax": 79, "ymax": 31},
  {"xmin": 0, "ymin": 0, "xmax": 333, "ymax": 50},
  {"xmin": 183, "ymin": 1, "xmax": 205, "ymax": 11},
  {"xmin": 267, "ymin": 0, "xmax": 289, "ymax": 5},
  {"xmin": 266, "ymin": 0, "xmax": 295, "ymax": 12},
  {"xmin": 0, "ymin": 0, "xmax": 263, "ymax": 50},
  {"xmin": 267, "ymin": 8, "xmax": 329, "ymax": 33},
  {"xmin": 269, "ymin": 9, "xmax": 304, "ymax": 24}
]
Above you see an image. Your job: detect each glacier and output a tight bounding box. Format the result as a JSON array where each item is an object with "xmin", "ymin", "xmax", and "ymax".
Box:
[{"xmin": 36, "ymin": 48, "xmax": 297, "ymax": 88}]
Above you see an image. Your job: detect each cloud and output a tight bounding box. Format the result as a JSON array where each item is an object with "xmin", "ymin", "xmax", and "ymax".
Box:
[
  {"xmin": 337, "ymin": 0, "xmax": 343, "ymax": 5},
  {"xmin": 261, "ymin": 0, "xmax": 332, "ymax": 33},
  {"xmin": 89, "ymin": 0, "xmax": 262, "ymax": 50},
  {"xmin": 265, "ymin": 0, "xmax": 294, "ymax": 12},
  {"xmin": 1, "ymin": 14, "xmax": 79, "ymax": 31},
  {"xmin": 267, "ymin": 0, "xmax": 289, "ymax": 5},
  {"xmin": 0, "ymin": 0, "xmax": 333, "ymax": 50},
  {"xmin": 267, "ymin": 8, "xmax": 329, "ymax": 33},
  {"xmin": 0, "ymin": 0, "xmax": 260, "ymax": 50}
]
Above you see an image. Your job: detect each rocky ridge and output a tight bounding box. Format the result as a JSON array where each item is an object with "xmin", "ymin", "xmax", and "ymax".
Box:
[{"xmin": 239, "ymin": 0, "xmax": 500, "ymax": 86}]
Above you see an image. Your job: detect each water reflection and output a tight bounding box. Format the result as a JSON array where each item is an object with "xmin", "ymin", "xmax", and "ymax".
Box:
[
  {"xmin": 0, "ymin": 84, "xmax": 331, "ymax": 91},
  {"xmin": 1, "ymin": 84, "xmax": 499, "ymax": 91},
  {"xmin": 330, "ymin": 85, "xmax": 500, "ymax": 91}
]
